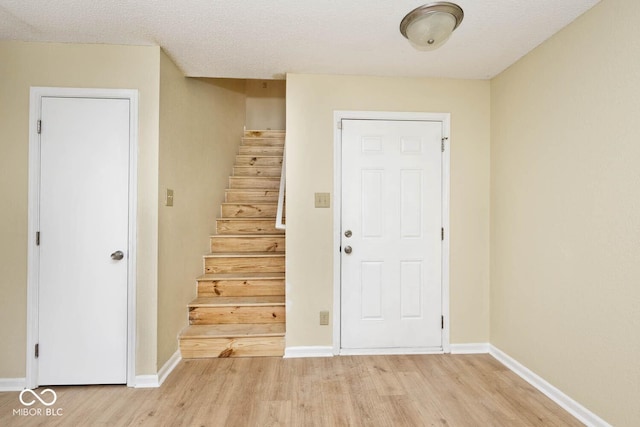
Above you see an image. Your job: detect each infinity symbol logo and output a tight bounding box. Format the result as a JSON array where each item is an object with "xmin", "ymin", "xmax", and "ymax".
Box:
[{"xmin": 19, "ymin": 389, "xmax": 57, "ymax": 407}]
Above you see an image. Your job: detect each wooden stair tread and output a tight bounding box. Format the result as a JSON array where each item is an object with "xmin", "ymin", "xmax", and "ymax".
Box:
[
  {"xmin": 229, "ymin": 177, "xmax": 280, "ymax": 184},
  {"xmin": 224, "ymin": 189, "xmax": 279, "ymax": 192},
  {"xmin": 221, "ymin": 202, "xmax": 278, "ymax": 206},
  {"xmin": 241, "ymin": 138, "xmax": 285, "ymax": 145},
  {"xmin": 204, "ymin": 251, "xmax": 284, "ymax": 258},
  {"xmin": 242, "ymin": 136, "xmax": 285, "ymax": 140},
  {"xmin": 209, "ymin": 233, "xmax": 283, "ymax": 238},
  {"xmin": 225, "ymin": 189, "xmax": 280, "ymax": 193},
  {"xmin": 245, "ymin": 130, "xmax": 285, "ymax": 136},
  {"xmin": 238, "ymin": 148, "xmax": 283, "ymax": 155},
  {"xmin": 197, "ymin": 272, "xmax": 285, "ymax": 281},
  {"xmin": 189, "ymin": 296, "xmax": 285, "ymax": 307},
  {"xmin": 216, "ymin": 217, "xmax": 279, "ymax": 221},
  {"xmin": 180, "ymin": 323, "xmax": 285, "ymax": 339},
  {"xmin": 232, "ymin": 167, "xmax": 282, "ymax": 171},
  {"xmin": 235, "ymin": 155, "xmax": 283, "ymax": 158},
  {"xmin": 229, "ymin": 178, "xmax": 280, "ymax": 190}
]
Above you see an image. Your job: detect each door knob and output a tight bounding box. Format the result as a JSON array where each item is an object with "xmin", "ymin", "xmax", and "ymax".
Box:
[
  {"xmin": 344, "ymin": 230, "xmax": 352, "ymax": 238},
  {"xmin": 344, "ymin": 246, "xmax": 352, "ymax": 254},
  {"xmin": 111, "ymin": 250, "xmax": 124, "ymax": 260}
]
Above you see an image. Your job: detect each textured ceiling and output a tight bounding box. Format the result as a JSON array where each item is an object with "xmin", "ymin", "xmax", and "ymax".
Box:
[{"xmin": 0, "ymin": 0, "xmax": 600, "ymax": 80}]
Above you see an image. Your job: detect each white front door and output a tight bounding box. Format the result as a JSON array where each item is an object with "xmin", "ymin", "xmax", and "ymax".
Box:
[
  {"xmin": 341, "ymin": 119, "xmax": 443, "ymax": 351},
  {"xmin": 37, "ymin": 96, "xmax": 130, "ymax": 385}
]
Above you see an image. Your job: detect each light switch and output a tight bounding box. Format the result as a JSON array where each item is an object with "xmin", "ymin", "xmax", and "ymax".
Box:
[
  {"xmin": 165, "ymin": 189, "xmax": 174, "ymax": 207},
  {"xmin": 315, "ymin": 192, "xmax": 330, "ymax": 208}
]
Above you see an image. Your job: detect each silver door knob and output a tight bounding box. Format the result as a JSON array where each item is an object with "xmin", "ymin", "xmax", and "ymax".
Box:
[
  {"xmin": 344, "ymin": 230, "xmax": 352, "ymax": 238},
  {"xmin": 111, "ymin": 250, "xmax": 124, "ymax": 260},
  {"xmin": 344, "ymin": 246, "xmax": 352, "ymax": 254}
]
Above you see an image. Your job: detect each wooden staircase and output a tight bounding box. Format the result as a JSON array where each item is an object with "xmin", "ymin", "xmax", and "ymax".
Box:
[{"xmin": 179, "ymin": 130, "xmax": 286, "ymax": 358}]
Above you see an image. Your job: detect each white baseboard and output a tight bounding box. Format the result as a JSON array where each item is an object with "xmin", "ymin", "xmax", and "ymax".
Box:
[
  {"xmin": 158, "ymin": 350, "xmax": 181, "ymax": 386},
  {"xmin": 284, "ymin": 346, "xmax": 334, "ymax": 358},
  {"xmin": 134, "ymin": 374, "xmax": 159, "ymax": 388},
  {"xmin": 489, "ymin": 345, "xmax": 611, "ymax": 427},
  {"xmin": 339, "ymin": 347, "xmax": 444, "ymax": 356},
  {"xmin": 0, "ymin": 378, "xmax": 26, "ymax": 392},
  {"xmin": 450, "ymin": 343, "xmax": 490, "ymax": 354},
  {"xmin": 2, "ymin": 352, "xmax": 182, "ymax": 391},
  {"xmin": 134, "ymin": 350, "xmax": 181, "ymax": 389}
]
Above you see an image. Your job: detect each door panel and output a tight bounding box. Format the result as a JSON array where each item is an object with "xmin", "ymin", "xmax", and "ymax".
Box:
[
  {"xmin": 38, "ymin": 97, "xmax": 129, "ymax": 385},
  {"xmin": 341, "ymin": 119, "xmax": 442, "ymax": 350}
]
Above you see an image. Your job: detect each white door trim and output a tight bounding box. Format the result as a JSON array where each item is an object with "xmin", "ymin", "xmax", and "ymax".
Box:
[
  {"xmin": 26, "ymin": 87, "xmax": 138, "ymax": 388},
  {"xmin": 332, "ymin": 110, "xmax": 450, "ymax": 355}
]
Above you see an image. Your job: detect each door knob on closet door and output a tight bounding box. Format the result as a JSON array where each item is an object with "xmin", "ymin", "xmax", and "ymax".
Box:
[
  {"xmin": 111, "ymin": 250, "xmax": 124, "ymax": 260},
  {"xmin": 344, "ymin": 246, "xmax": 353, "ymax": 254}
]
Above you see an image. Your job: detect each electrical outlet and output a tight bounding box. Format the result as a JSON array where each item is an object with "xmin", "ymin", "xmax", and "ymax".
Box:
[
  {"xmin": 165, "ymin": 189, "xmax": 174, "ymax": 207},
  {"xmin": 319, "ymin": 311, "xmax": 330, "ymax": 325}
]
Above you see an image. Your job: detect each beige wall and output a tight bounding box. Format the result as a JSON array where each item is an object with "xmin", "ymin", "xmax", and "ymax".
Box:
[
  {"xmin": 245, "ymin": 79, "xmax": 286, "ymax": 130},
  {"xmin": 490, "ymin": 0, "xmax": 640, "ymax": 424},
  {"xmin": 0, "ymin": 41, "xmax": 161, "ymax": 377},
  {"xmin": 157, "ymin": 52, "xmax": 246, "ymax": 367},
  {"xmin": 286, "ymin": 74, "xmax": 491, "ymax": 347}
]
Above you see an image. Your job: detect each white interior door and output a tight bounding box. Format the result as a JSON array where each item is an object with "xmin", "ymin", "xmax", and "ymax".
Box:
[
  {"xmin": 341, "ymin": 119, "xmax": 443, "ymax": 351},
  {"xmin": 38, "ymin": 96, "xmax": 129, "ymax": 385}
]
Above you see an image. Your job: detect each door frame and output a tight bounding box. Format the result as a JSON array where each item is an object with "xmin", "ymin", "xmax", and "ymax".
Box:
[
  {"xmin": 332, "ymin": 110, "xmax": 450, "ymax": 355},
  {"xmin": 26, "ymin": 87, "xmax": 138, "ymax": 388}
]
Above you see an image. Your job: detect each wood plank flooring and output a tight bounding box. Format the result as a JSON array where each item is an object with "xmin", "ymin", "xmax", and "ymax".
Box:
[{"xmin": 0, "ymin": 354, "xmax": 583, "ymax": 426}]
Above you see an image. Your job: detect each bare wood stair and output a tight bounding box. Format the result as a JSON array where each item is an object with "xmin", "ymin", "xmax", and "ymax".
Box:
[
  {"xmin": 196, "ymin": 273, "xmax": 285, "ymax": 297},
  {"xmin": 180, "ymin": 129, "xmax": 286, "ymax": 359},
  {"xmin": 210, "ymin": 235, "xmax": 284, "ymax": 253},
  {"xmin": 225, "ymin": 189, "xmax": 279, "ymax": 203},
  {"xmin": 188, "ymin": 296, "xmax": 285, "ymax": 325}
]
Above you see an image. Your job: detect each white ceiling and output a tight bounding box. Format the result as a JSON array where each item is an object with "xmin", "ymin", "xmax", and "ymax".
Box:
[{"xmin": 0, "ymin": 0, "xmax": 600, "ymax": 80}]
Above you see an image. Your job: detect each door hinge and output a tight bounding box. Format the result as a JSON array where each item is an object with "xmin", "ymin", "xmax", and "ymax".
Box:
[
  {"xmin": 337, "ymin": 120, "xmax": 342, "ymax": 130},
  {"xmin": 36, "ymin": 231, "xmax": 40, "ymax": 246},
  {"xmin": 35, "ymin": 343, "xmax": 39, "ymax": 358},
  {"xmin": 441, "ymin": 228, "xmax": 444, "ymax": 241},
  {"xmin": 37, "ymin": 120, "xmax": 42, "ymax": 135},
  {"xmin": 441, "ymin": 136, "xmax": 448, "ymax": 152},
  {"xmin": 441, "ymin": 316, "xmax": 444, "ymax": 329}
]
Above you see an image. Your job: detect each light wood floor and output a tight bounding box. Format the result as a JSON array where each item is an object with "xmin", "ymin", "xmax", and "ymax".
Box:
[{"xmin": 0, "ymin": 354, "xmax": 582, "ymax": 426}]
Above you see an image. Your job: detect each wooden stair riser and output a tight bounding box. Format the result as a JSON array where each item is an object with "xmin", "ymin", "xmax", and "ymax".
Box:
[
  {"xmin": 211, "ymin": 235, "xmax": 285, "ymax": 253},
  {"xmin": 233, "ymin": 166, "xmax": 282, "ymax": 177},
  {"xmin": 241, "ymin": 138, "xmax": 285, "ymax": 147},
  {"xmin": 245, "ymin": 130, "xmax": 285, "ymax": 138},
  {"xmin": 238, "ymin": 146, "xmax": 284, "ymax": 156},
  {"xmin": 229, "ymin": 177, "xmax": 280, "ymax": 189},
  {"xmin": 204, "ymin": 255, "xmax": 285, "ymax": 274},
  {"xmin": 189, "ymin": 306, "xmax": 286, "ymax": 324},
  {"xmin": 180, "ymin": 336, "xmax": 284, "ymax": 358},
  {"xmin": 221, "ymin": 203, "xmax": 278, "ymax": 218},
  {"xmin": 225, "ymin": 190, "xmax": 279, "ymax": 203},
  {"xmin": 197, "ymin": 279, "xmax": 285, "ymax": 297},
  {"xmin": 235, "ymin": 156, "xmax": 282, "ymax": 167},
  {"xmin": 217, "ymin": 219, "xmax": 284, "ymax": 234}
]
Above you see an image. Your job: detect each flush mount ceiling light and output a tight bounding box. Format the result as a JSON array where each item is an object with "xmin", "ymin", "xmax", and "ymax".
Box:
[{"xmin": 400, "ymin": 2, "xmax": 464, "ymax": 51}]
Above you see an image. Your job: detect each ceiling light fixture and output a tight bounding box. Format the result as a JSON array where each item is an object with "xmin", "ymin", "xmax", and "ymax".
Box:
[{"xmin": 400, "ymin": 2, "xmax": 464, "ymax": 51}]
